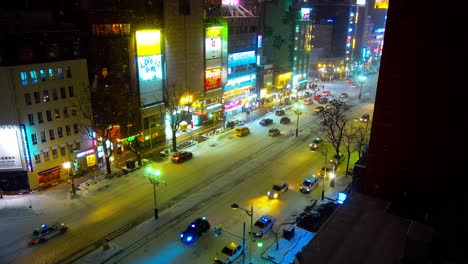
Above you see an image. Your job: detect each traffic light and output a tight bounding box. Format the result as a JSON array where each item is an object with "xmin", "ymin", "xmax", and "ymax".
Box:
[
  {"xmin": 257, "ymin": 240, "xmax": 263, "ymax": 248},
  {"xmin": 214, "ymin": 225, "xmax": 222, "ymax": 237}
]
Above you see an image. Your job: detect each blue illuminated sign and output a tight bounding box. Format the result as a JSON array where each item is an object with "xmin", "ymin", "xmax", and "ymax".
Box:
[
  {"xmin": 338, "ymin": 192, "xmax": 347, "ymax": 204},
  {"xmin": 19, "ymin": 124, "xmax": 33, "ymax": 172}
]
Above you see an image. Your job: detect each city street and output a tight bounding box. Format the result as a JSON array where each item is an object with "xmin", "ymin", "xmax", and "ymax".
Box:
[{"xmin": 0, "ymin": 75, "xmax": 378, "ymax": 264}]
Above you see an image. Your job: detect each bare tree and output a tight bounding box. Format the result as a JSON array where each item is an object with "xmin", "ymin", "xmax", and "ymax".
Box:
[
  {"xmin": 341, "ymin": 124, "xmax": 359, "ymax": 177},
  {"xmin": 354, "ymin": 126, "xmax": 369, "ymax": 159},
  {"xmin": 163, "ymin": 86, "xmax": 190, "ymax": 152},
  {"xmin": 314, "ymin": 101, "xmax": 352, "ymax": 166},
  {"xmin": 74, "ymin": 80, "xmax": 124, "ymax": 175}
]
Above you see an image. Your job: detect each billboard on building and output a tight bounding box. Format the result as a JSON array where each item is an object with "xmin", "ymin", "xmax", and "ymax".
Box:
[
  {"xmin": 374, "ymin": 0, "xmax": 389, "ymax": 9},
  {"xmin": 205, "ymin": 26, "xmax": 226, "ymax": 90},
  {"xmin": 136, "ymin": 30, "xmax": 164, "ymax": 107},
  {"xmin": 0, "ymin": 125, "xmax": 25, "ymax": 171}
]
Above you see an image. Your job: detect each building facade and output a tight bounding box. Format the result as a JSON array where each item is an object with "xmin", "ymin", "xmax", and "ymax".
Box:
[{"xmin": 0, "ymin": 59, "xmax": 95, "ymax": 193}]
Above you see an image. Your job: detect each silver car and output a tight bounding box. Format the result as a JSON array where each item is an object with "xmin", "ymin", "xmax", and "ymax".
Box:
[{"xmin": 251, "ymin": 215, "xmax": 275, "ymax": 237}]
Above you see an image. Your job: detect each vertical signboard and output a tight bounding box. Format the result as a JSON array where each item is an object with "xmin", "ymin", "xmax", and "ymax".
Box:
[
  {"xmin": 136, "ymin": 30, "xmax": 164, "ymax": 107},
  {"xmin": 205, "ymin": 26, "xmax": 224, "ymax": 90}
]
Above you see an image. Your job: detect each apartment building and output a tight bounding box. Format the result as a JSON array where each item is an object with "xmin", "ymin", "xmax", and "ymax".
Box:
[{"xmin": 0, "ymin": 59, "xmax": 95, "ymax": 193}]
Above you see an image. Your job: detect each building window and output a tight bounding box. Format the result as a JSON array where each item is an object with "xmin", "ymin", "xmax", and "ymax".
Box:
[
  {"xmin": 43, "ymin": 90, "xmax": 50, "ymax": 102},
  {"xmin": 28, "ymin": 114, "xmax": 35, "ymax": 125},
  {"xmin": 24, "ymin": 93, "xmax": 32, "ymax": 106},
  {"xmin": 57, "ymin": 68, "xmax": 64, "ymax": 79},
  {"xmin": 68, "ymin": 86, "xmax": 75, "ymax": 97},
  {"xmin": 52, "ymin": 149, "xmax": 58, "ymax": 159},
  {"xmin": 37, "ymin": 112, "xmax": 44, "ymax": 123},
  {"xmin": 40, "ymin": 69, "xmax": 46, "ymax": 81},
  {"xmin": 40, "ymin": 131, "xmax": 46, "ymax": 143},
  {"xmin": 66, "ymin": 66, "xmax": 72, "ymax": 78},
  {"xmin": 30, "ymin": 70, "xmax": 38, "ymax": 84},
  {"xmin": 53, "ymin": 88, "xmax": 58, "ymax": 100},
  {"xmin": 57, "ymin": 127, "xmax": 63, "ymax": 138},
  {"xmin": 73, "ymin": 123, "xmax": 79, "ymax": 134},
  {"xmin": 34, "ymin": 91, "xmax": 41, "ymax": 104},
  {"xmin": 60, "ymin": 87, "xmax": 66, "ymax": 99},
  {"xmin": 46, "ymin": 110, "xmax": 53, "ymax": 121},
  {"xmin": 35, "ymin": 154, "xmax": 41, "ymax": 164},
  {"xmin": 48, "ymin": 68, "xmax": 55, "ymax": 80},
  {"xmin": 63, "ymin": 107, "xmax": 69, "ymax": 118},
  {"xmin": 75, "ymin": 142, "xmax": 81, "ymax": 151},
  {"xmin": 60, "ymin": 146, "xmax": 66, "ymax": 157},
  {"xmin": 54, "ymin": 108, "xmax": 60, "ymax": 119},
  {"xmin": 66, "ymin": 125, "xmax": 71, "ymax": 136},
  {"xmin": 68, "ymin": 144, "xmax": 74, "ymax": 153},
  {"xmin": 49, "ymin": 129, "xmax": 55, "ymax": 140},
  {"xmin": 31, "ymin": 133, "xmax": 38, "ymax": 145},
  {"xmin": 43, "ymin": 151, "xmax": 50, "ymax": 161},
  {"xmin": 71, "ymin": 105, "xmax": 77, "ymax": 116},
  {"xmin": 20, "ymin": 71, "xmax": 28, "ymax": 85}
]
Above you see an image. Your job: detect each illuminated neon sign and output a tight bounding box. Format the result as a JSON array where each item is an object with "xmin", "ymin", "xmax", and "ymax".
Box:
[
  {"xmin": 136, "ymin": 30, "xmax": 161, "ymax": 56},
  {"xmin": 76, "ymin": 148, "xmax": 96, "ymax": 158},
  {"xmin": 205, "ymin": 68, "xmax": 222, "ymax": 89},
  {"xmin": 228, "ymin": 51, "xmax": 255, "ymax": 62},
  {"xmin": 19, "ymin": 124, "xmax": 33, "ymax": 172}
]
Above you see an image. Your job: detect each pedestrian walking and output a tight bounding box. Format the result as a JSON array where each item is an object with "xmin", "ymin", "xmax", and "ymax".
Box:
[{"xmin": 0, "ymin": 188, "xmax": 3, "ymax": 198}]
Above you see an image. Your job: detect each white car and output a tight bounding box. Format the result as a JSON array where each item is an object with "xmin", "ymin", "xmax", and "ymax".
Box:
[
  {"xmin": 251, "ymin": 215, "xmax": 275, "ymax": 237},
  {"xmin": 214, "ymin": 242, "xmax": 245, "ymax": 264}
]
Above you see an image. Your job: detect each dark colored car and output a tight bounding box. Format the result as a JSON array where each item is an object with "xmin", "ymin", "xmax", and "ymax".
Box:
[
  {"xmin": 180, "ymin": 217, "xmax": 211, "ymax": 244},
  {"xmin": 360, "ymin": 113, "xmax": 370, "ymax": 122},
  {"xmin": 275, "ymin": 109, "xmax": 285, "ymax": 116},
  {"xmin": 171, "ymin": 151, "xmax": 193, "ymax": 163},
  {"xmin": 280, "ymin": 117, "xmax": 291, "ymax": 124},
  {"xmin": 309, "ymin": 137, "xmax": 322, "ymax": 151},
  {"xmin": 28, "ymin": 224, "xmax": 68, "ymax": 245},
  {"xmin": 330, "ymin": 153, "xmax": 345, "ymax": 165},
  {"xmin": 268, "ymin": 128, "xmax": 280, "ymax": 137},
  {"xmin": 267, "ymin": 183, "xmax": 289, "ymax": 199},
  {"xmin": 259, "ymin": 118, "xmax": 273, "ymax": 126}
]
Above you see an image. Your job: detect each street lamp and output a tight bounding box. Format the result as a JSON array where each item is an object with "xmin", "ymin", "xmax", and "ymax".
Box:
[
  {"xmin": 62, "ymin": 161, "xmax": 75, "ymax": 196},
  {"xmin": 231, "ymin": 203, "xmax": 253, "ymax": 264},
  {"xmin": 321, "ymin": 148, "xmax": 328, "ymax": 200},
  {"xmin": 146, "ymin": 167, "xmax": 165, "ymax": 219},
  {"xmin": 357, "ymin": 75, "xmax": 367, "ymax": 100},
  {"xmin": 292, "ymin": 102, "xmax": 304, "ymax": 137}
]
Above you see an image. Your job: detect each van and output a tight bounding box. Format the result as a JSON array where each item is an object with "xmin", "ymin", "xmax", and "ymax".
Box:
[{"xmin": 235, "ymin": 127, "xmax": 250, "ymax": 137}]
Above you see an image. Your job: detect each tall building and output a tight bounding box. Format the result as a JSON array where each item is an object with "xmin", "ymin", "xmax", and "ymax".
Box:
[
  {"xmin": 0, "ymin": 59, "xmax": 94, "ymax": 193},
  {"xmin": 264, "ymin": 0, "xmax": 313, "ymax": 100}
]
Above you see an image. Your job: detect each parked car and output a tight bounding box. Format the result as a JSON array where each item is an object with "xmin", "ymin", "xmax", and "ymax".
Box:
[
  {"xmin": 300, "ymin": 176, "xmax": 319, "ymax": 193},
  {"xmin": 304, "ymin": 98, "xmax": 314, "ymax": 105},
  {"xmin": 268, "ymin": 128, "xmax": 280, "ymax": 137},
  {"xmin": 171, "ymin": 151, "xmax": 193, "ymax": 163},
  {"xmin": 180, "ymin": 217, "xmax": 211, "ymax": 244},
  {"xmin": 251, "ymin": 215, "xmax": 275, "ymax": 237},
  {"xmin": 275, "ymin": 109, "xmax": 285, "ymax": 116},
  {"xmin": 309, "ymin": 137, "xmax": 322, "ymax": 151},
  {"xmin": 28, "ymin": 223, "xmax": 68, "ymax": 245},
  {"xmin": 267, "ymin": 183, "xmax": 289, "ymax": 199},
  {"xmin": 330, "ymin": 153, "xmax": 345, "ymax": 165},
  {"xmin": 314, "ymin": 106, "xmax": 324, "ymax": 113},
  {"xmin": 214, "ymin": 242, "xmax": 245, "ymax": 264},
  {"xmin": 360, "ymin": 113, "xmax": 370, "ymax": 122},
  {"xmin": 280, "ymin": 117, "xmax": 291, "ymax": 124},
  {"xmin": 259, "ymin": 118, "xmax": 273, "ymax": 126},
  {"xmin": 318, "ymin": 164, "xmax": 337, "ymax": 178}
]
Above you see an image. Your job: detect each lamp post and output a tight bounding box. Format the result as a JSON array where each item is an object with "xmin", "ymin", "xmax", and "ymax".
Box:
[
  {"xmin": 146, "ymin": 167, "xmax": 164, "ymax": 219},
  {"xmin": 231, "ymin": 204, "xmax": 253, "ymax": 264},
  {"xmin": 292, "ymin": 102, "xmax": 304, "ymax": 137},
  {"xmin": 321, "ymin": 148, "xmax": 328, "ymax": 200},
  {"xmin": 329, "ymin": 171, "xmax": 336, "ymax": 188},
  {"xmin": 357, "ymin": 75, "xmax": 367, "ymax": 100},
  {"xmin": 62, "ymin": 161, "xmax": 75, "ymax": 196}
]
